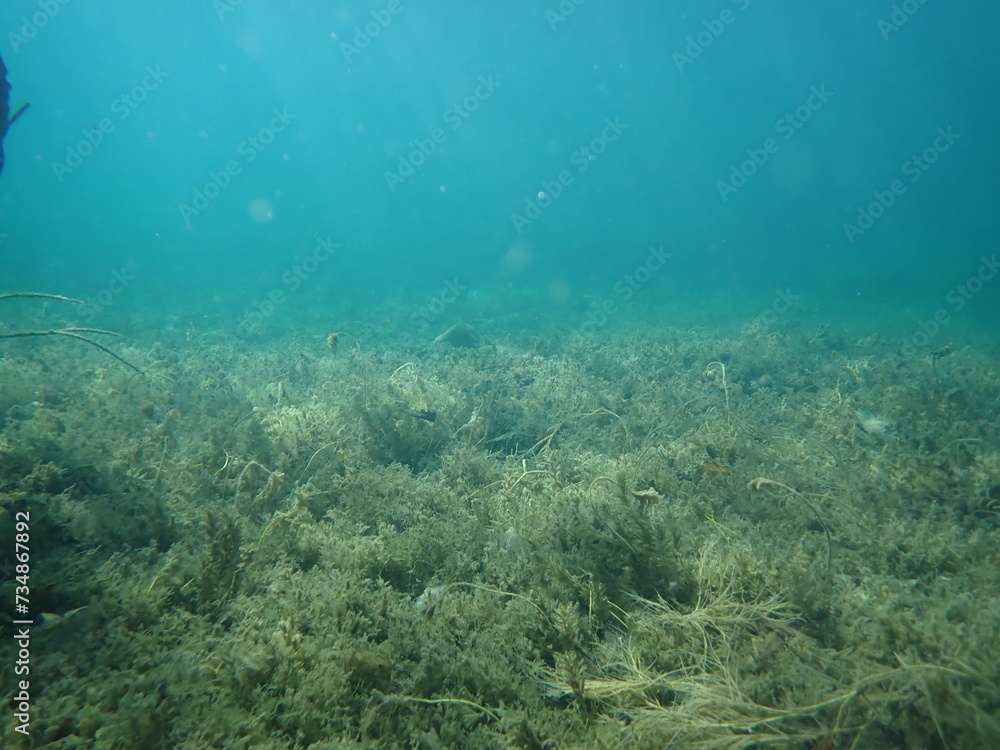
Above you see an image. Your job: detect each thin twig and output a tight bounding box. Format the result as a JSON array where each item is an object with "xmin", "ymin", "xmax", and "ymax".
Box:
[
  {"xmin": 749, "ymin": 477, "xmax": 833, "ymax": 580},
  {"xmin": 705, "ymin": 361, "xmax": 730, "ymax": 416},
  {"xmin": 0, "ymin": 292, "xmax": 84, "ymax": 304},
  {"xmin": 2, "ymin": 293, "xmax": 145, "ymax": 374},
  {"xmin": 8, "ymin": 103, "xmax": 30, "ymax": 128},
  {"xmin": 0, "ymin": 328, "xmax": 144, "ymax": 375}
]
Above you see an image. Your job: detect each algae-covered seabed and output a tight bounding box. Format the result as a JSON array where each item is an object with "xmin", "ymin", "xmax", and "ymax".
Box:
[{"xmin": 1, "ymin": 298, "xmax": 999, "ymax": 749}]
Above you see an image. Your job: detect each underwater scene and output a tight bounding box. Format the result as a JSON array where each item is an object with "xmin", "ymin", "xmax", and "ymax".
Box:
[{"xmin": 1, "ymin": 1, "xmax": 999, "ymax": 748}]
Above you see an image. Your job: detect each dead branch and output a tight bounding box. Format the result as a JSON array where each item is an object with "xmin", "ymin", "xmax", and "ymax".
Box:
[
  {"xmin": 0, "ymin": 327, "xmax": 145, "ymax": 375},
  {"xmin": 2, "ymin": 289, "xmax": 145, "ymax": 375},
  {"xmin": 0, "ymin": 292, "xmax": 85, "ymax": 304}
]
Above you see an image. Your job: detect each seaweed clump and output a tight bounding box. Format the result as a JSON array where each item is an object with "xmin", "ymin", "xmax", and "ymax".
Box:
[{"xmin": 1, "ymin": 310, "xmax": 999, "ymax": 749}]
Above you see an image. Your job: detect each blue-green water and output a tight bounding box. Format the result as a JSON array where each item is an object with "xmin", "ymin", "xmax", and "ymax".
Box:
[
  {"xmin": 4, "ymin": 5, "xmax": 1000, "ymax": 746},
  {"xmin": 2, "ymin": 0, "xmax": 997, "ymax": 345}
]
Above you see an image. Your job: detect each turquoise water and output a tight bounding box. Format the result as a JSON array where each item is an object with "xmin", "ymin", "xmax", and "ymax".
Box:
[
  {"xmin": 3, "ymin": 5, "xmax": 1000, "ymax": 746},
  {"xmin": 2, "ymin": 1, "xmax": 998, "ymax": 339}
]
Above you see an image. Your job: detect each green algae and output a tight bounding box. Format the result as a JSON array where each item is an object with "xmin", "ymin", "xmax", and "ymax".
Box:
[{"xmin": 1, "ymin": 310, "xmax": 998, "ymax": 749}]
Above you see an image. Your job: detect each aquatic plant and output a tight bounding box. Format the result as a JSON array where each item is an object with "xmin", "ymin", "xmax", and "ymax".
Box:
[
  {"xmin": 3, "ymin": 314, "xmax": 999, "ymax": 748},
  {"xmin": 748, "ymin": 476, "xmax": 833, "ymax": 580}
]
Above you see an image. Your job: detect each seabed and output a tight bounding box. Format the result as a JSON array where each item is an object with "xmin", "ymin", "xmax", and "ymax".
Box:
[{"xmin": 1, "ymin": 293, "xmax": 998, "ymax": 749}]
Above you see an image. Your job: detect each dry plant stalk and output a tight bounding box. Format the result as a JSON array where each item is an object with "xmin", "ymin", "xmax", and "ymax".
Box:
[
  {"xmin": 0, "ymin": 292, "xmax": 84, "ymax": 304},
  {"xmin": 1, "ymin": 292, "xmax": 145, "ymax": 374},
  {"xmin": 748, "ymin": 477, "xmax": 832, "ymax": 580},
  {"xmin": 705, "ymin": 361, "xmax": 730, "ymax": 414}
]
